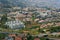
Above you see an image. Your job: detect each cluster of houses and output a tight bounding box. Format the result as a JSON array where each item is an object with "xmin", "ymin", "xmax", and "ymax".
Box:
[
  {"xmin": 2, "ymin": 33, "xmax": 40, "ymax": 40},
  {"xmin": 1, "ymin": 7, "xmax": 60, "ymax": 40},
  {"xmin": 0, "ymin": 7, "xmax": 60, "ymax": 29}
]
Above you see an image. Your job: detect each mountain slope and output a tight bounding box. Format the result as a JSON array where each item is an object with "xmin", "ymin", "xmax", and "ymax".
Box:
[
  {"xmin": 0, "ymin": 0, "xmax": 60, "ymax": 8},
  {"xmin": 0, "ymin": 0, "xmax": 11, "ymax": 8}
]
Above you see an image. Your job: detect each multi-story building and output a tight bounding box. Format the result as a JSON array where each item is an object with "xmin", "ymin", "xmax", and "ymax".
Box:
[{"xmin": 5, "ymin": 20, "xmax": 25, "ymax": 29}]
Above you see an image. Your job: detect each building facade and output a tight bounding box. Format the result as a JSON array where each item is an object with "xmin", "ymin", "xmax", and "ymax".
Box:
[{"xmin": 5, "ymin": 20, "xmax": 25, "ymax": 29}]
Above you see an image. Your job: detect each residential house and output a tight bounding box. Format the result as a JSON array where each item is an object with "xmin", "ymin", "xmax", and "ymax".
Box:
[
  {"xmin": 15, "ymin": 13, "xmax": 26, "ymax": 20},
  {"xmin": 34, "ymin": 37, "xmax": 40, "ymax": 40},
  {"xmin": 15, "ymin": 36, "xmax": 22, "ymax": 40}
]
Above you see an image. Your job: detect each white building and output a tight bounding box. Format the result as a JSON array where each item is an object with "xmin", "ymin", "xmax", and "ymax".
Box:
[
  {"xmin": 5, "ymin": 20, "xmax": 25, "ymax": 29},
  {"xmin": 5, "ymin": 37, "xmax": 14, "ymax": 40},
  {"xmin": 36, "ymin": 10, "xmax": 52, "ymax": 17}
]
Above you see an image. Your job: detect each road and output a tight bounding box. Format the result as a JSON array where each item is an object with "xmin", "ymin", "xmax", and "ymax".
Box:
[{"xmin": 47, "ymin": 37, "xmax": 60, "ymax": 40}]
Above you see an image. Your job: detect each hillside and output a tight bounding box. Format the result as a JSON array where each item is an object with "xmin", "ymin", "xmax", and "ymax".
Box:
[{"xmin": 0, "ymin": 0, "xmax": 60, "ymax": 8}]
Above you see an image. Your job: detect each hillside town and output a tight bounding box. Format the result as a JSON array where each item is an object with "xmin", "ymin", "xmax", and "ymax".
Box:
[{"xmin": 1, "ymin": 6, "xmax": 60, "ymax": 40}]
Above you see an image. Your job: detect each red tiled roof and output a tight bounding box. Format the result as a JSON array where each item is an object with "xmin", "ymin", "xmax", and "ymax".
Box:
[{"xmin": 34, "ymin": 38, "xmax": 40, "ymax": 40}]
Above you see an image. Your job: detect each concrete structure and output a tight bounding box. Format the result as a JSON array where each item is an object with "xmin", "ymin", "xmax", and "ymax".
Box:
[{"xmin": 5, "ymin": 20, "xmax": 25, "ymax": 29}]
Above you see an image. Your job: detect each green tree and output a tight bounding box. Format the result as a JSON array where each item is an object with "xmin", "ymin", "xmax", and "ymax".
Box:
[
  {"xmin": 27, "ymin": 33, "xmax": 33, "ymax": 40},
  {"xmin": 1, "ymin": 14, "xmax": 7, "ymax": 24},
  {"xmin": 0, "ymin": 14, "xmax": 8, "ymax": 29},
  {"xmin": 0, "ymin": 33, "xmax": 8, "ymax": 40}
]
